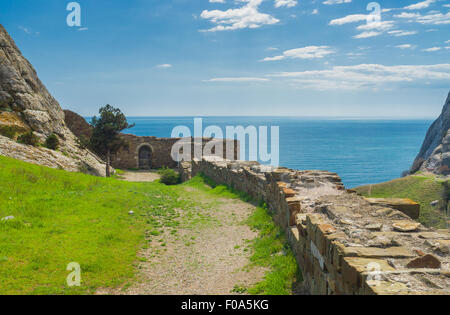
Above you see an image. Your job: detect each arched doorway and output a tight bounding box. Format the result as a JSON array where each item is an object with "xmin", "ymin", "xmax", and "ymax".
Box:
[{"xmin": 138, "ymin": 145, "xmax": 152, "ymax": 170}]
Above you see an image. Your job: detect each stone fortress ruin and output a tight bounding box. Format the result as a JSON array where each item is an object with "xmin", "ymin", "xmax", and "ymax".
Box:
[{"xmin": 64, "ymin": 110, "xmax": 240, "ymax": 170}]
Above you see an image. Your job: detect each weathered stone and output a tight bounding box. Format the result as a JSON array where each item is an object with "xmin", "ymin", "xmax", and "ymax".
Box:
[
  {"xmin": 286, "ymin": 197, "xmax": 302, "ymax": 226},
  {"xmin": 283, "ymin": 188, "xmax": 296, "ymax": 198},
  {"xmin": 418, "ymin": 231, "xmax": 450, "ymax": 240},
  {"xmin": 342, "ymin": 257, "xmax": 395, "ymax": 287},
  {"xmin": 406, "ymin": 254, "xmax": 441, "ymax": 269},
  {"xmin": 365, "ymin": 223, "xmax": 383, "ymax": 231},
  {"xmin": 365, "ymin": 198, "xmax": 420, "ymax": 219},
  {"xmin": 365, "ymin": 280, "xmax": 409, "ymax": 295},
  {"xmin": 344, "ymin": 246, "xmax": 415, "ymax": 258},
  {"xmin": 393, "ymin": 221, "xmax": 421, "ymax": 232}
]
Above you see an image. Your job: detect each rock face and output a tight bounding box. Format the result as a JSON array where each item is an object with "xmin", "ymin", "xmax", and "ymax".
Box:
[
  {"xmin": 410, "ymin": 92, "xmax": 450, "ymax": 175},
  {"xmin": 0, "ymin": 24, "xmax": 107, "ymax": 176},
  {"xmin": 64, "ymin": 110, "xmax": 93, "ymax": 140}
]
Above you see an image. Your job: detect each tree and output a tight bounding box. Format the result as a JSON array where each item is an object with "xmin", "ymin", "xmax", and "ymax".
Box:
[{"xmin": 89, "ymin": 105, "xmax": 134, "ymax": 177}]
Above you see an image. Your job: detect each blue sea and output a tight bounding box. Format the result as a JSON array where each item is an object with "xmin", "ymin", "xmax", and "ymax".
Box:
[{"xmin": 121, "ymin": 117, "xmax": 432, "ymax": 188}]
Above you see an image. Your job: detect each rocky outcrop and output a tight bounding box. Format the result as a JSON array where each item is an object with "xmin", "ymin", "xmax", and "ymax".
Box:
[
  {"xmin": 410, "ymin": 92, "xmax": 450, "ymax": 175},
  {"xmin": 64, "ymin": 110, "xmax": 93, "ymax": 140},
  {"xmin": 0, "ymin": 24, "xmax": 107, "ymax": 176}
]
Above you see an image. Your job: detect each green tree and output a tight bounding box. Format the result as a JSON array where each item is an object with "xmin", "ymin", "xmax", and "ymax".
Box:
[{"xmin": 89, "ymin": 105, "xmax": 134, "ymax": 177}]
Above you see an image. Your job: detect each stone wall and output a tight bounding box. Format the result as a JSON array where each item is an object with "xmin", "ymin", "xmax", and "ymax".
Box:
[
  {"xmin": 180, "ymin": 157, "xmax": 450, "ymax": 295},
  {"xmin": 112, "ymin": 134, "xmax": 240, "ymax": 170},
  {"xmin": 64, "ymin": 109, "xmax": 240, "ymax": 170}
]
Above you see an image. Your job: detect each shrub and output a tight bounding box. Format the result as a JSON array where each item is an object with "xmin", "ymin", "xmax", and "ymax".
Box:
[
  {"xmin": 158, "ymin": 167, "xmax": 180, "ymax": 185},
  {"xmin": 0, "ymin": 126, "xmax": 16, "ymax": 139},
  {"xmin": 44, "ymin": 134, "xmax": 59, "ymax": 150},
  {"xmin": 17, "ymin": 131, "xmax": 40, "ymax": 147}
]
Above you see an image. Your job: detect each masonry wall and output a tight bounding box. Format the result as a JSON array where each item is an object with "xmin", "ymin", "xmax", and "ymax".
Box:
[
  {"xmin": 112, "ymin": 135, "xmax": 239, "ymax": 170},
  {"xmin": 181, "ymin": 157, "xmax": 450, "ymax": 295},
  {"xmin": 64, "ymin": 110, "xmax": 240, "ymax": 170}
]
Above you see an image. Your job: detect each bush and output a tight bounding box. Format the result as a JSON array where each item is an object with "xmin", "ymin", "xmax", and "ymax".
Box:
[
  {"xmin": 0, "ymin": 126, "xmax": 16, "ymax": 139},
  {"xmin": 44, "ymin": 134, "xmax": 59, "ymax": 150},
  {"xmin": 17, "ymin": 131, "xmax": 40, "ymax": 147},
  {"xmin": 158, "ymin": 167, "xmax": 180, "ymax": 185}
]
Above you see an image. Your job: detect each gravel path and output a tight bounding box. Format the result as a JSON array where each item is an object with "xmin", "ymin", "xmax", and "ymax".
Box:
[
  {"xmin": 119, "ymin": 171, "xmax": 160, "ymax": 182},
  {"xmin": 99, "ymin": 185, "xmax": 265, "ymax": 295}
]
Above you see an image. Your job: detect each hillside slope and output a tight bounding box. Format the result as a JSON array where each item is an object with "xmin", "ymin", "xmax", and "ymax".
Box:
[
  {"xmin": 0, "ymin": 24, "xmax": 106, "ymax": 176},
  {"xmin": 355, "ymin": 175, "xmax": 449, "ymax": 228}
]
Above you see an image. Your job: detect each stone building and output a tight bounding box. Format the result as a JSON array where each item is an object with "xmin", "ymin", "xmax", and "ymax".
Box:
[{"xmin": 64, "ymin": 110, "xmax": 239, "ymax": 170}]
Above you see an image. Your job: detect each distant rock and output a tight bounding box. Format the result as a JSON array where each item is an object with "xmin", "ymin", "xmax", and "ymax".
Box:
[
  {"xmin": 410, "ymin": 91, "xmax": 450, "ymax": 175},
  {"xmin": 0, "ymin": 24, "xmax": 107, "ymax": 176}
]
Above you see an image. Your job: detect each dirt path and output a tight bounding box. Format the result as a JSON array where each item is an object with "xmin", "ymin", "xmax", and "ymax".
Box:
[
  {"xmin": 119, "ymin": 171, "xmax": 160, "ymax": 182},
  {"xmin": 101, "ymin": 185, "xmax": 266, "ymax": 295}
]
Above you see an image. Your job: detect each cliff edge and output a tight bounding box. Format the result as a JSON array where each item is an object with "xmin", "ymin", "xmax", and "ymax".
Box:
[
  {"xmin": 410, "ymin": 91, "xmax": 450, "ymax": 176},
  {"xmin": 0, "ymin": 24, "xmax": 107, "ymax": 176}
]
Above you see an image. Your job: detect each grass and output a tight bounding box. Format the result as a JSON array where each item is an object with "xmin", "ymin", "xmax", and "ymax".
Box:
[
  {"xmin": 189, "ymin": 174, "xmax": 300, "ymax": 295},
  {"xmin": 245, "ymin": 204, "xmax": 300, "ymax": 295},
  {"xmin": 355, "ymin": 174, "xmax": 449, "ymax": 229},
  {"xmin": 0, "ymin": 157, "xmax": 299, "ymax": 295},
  {"xmin": 0, "ymin": 156, "xmax": 209, "ymax": 294}
]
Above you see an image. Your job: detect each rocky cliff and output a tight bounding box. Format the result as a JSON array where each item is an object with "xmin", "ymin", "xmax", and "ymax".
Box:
[
  {"xmin": 410, "ymin": 92, "xmax": 450, "ymax": 176},
  {"xmin": 0, "ymin": 24, "xmax": 107, "ymax": 176}
]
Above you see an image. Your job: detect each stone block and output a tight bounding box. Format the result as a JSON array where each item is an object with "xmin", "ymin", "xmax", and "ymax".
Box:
[
  {"xmin": 364, "ymin": 281, "xmax": 409, "ymax": 295},
  {"xmin": 364, "ymin": 198, "xmax": 420, "ymax": 219},
  {"xmin": 342, "ymin": 257, "xmax": 395, "ymax": 288},
  {"xmin": 287, "ymin": 197, "xmax": 302, "ymax": 226},
  {"xmin": 343, "ymin": 246, "xmax": 414, "ymax": 258},
  {"xmin": 406, "ymin": 254, "xmax": 441, "ymax": 269},
  {"xmin": 283, "ymin": 187, "xmax": 296, "ymax": 198},
  {"xmin": 392, "ymin": 220, "xmax": 421, "ymax": 232}
]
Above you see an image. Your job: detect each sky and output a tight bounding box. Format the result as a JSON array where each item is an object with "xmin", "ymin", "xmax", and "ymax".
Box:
[{"xmin": 0, "ymin": 0, "xmax": 449, "ymax": 117}]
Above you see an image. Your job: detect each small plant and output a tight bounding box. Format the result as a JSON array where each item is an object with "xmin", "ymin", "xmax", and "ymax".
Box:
[
  {"xmin": 0, "ymin": 126, "xmax": 16, "ymax": 139},
  {"xmin": 44, "ymin": 134, "xmax": 59, "ymax": 150},
  {"xmin": 158, "ymin": 167, "xmax": 180, "ymax": 185},
  {"xmin": 17, "ymin": 131, "xmax": 40, "ymax": 147}
]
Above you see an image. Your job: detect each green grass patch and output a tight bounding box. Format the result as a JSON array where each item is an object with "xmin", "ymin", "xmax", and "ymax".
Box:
[
  {"xmin": 355, "ymin": 175, "xmax": 449, "ymax": 229},
  {"xmin": 0, "ymin": 156, "xmax": 211, "ymax": 294},
  {"xmin": 245, "ymin": 204, "xmax": 300, "ymax": 295}
]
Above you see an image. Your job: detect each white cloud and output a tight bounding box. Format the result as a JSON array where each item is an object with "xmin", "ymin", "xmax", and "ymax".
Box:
[
  {"xmin": 209, "ymin": 0, "xmax": 226, "ymax": 3},
  {"xmin": 395, "ymin": 11, "xmax": 450, "ymax": 24},
  {"xmin": 262, "ymin": 46, "xmax": 335, "ymax": 61},
  {"xmin": 156, "ymin": 64, "xmax": 173, "ymax": 68},
  {"xmin": 353, "ymin": 31, "xmax": 382, "ymax": 39},
  {"xmin": 312, "ymin": 9, "xmax": 319, "ymax": 15},
  {"xmin": 423, "ymin": 47, "xmax": 441, "ymax": 51},
  {"xmin": 329, "ymin": 14, "xmax": 367, "ymax": 25},
  {"xmin": 204, "ymin": 77, "xmax": 269, "ymax": 82},
  {"xmin": 395, "ymin": 44, "xmax": 415, "ymax": 49},
  {"xmin": 356, "ymin": 21, "xmax": 395, "ymax": 31},
  {"xmin": 267, "ymin": 64, "xmax": 450, "ymax": 90},
  {"xmin": 404, "ymin": 0, "xmax": 436, "ymax": 10},
  {"xmin": 274, "ymin": 0, "xmax": 298, "ymax": 8},
  {"xmin": 388, "ymin": 30, "xmax": 418, "ymax": 36},
  {"xmin": 323, "ymin": 0, "xmax": 352, "ymax": 5},
  {"xmin": 200, "ymin": 0, "xmax": 279, "ymax": 32}
]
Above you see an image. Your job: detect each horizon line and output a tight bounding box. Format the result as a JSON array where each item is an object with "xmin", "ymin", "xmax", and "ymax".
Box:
[{"xmin": 80, "ymin": 114, "xmax": 436, "ymax": 120}]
